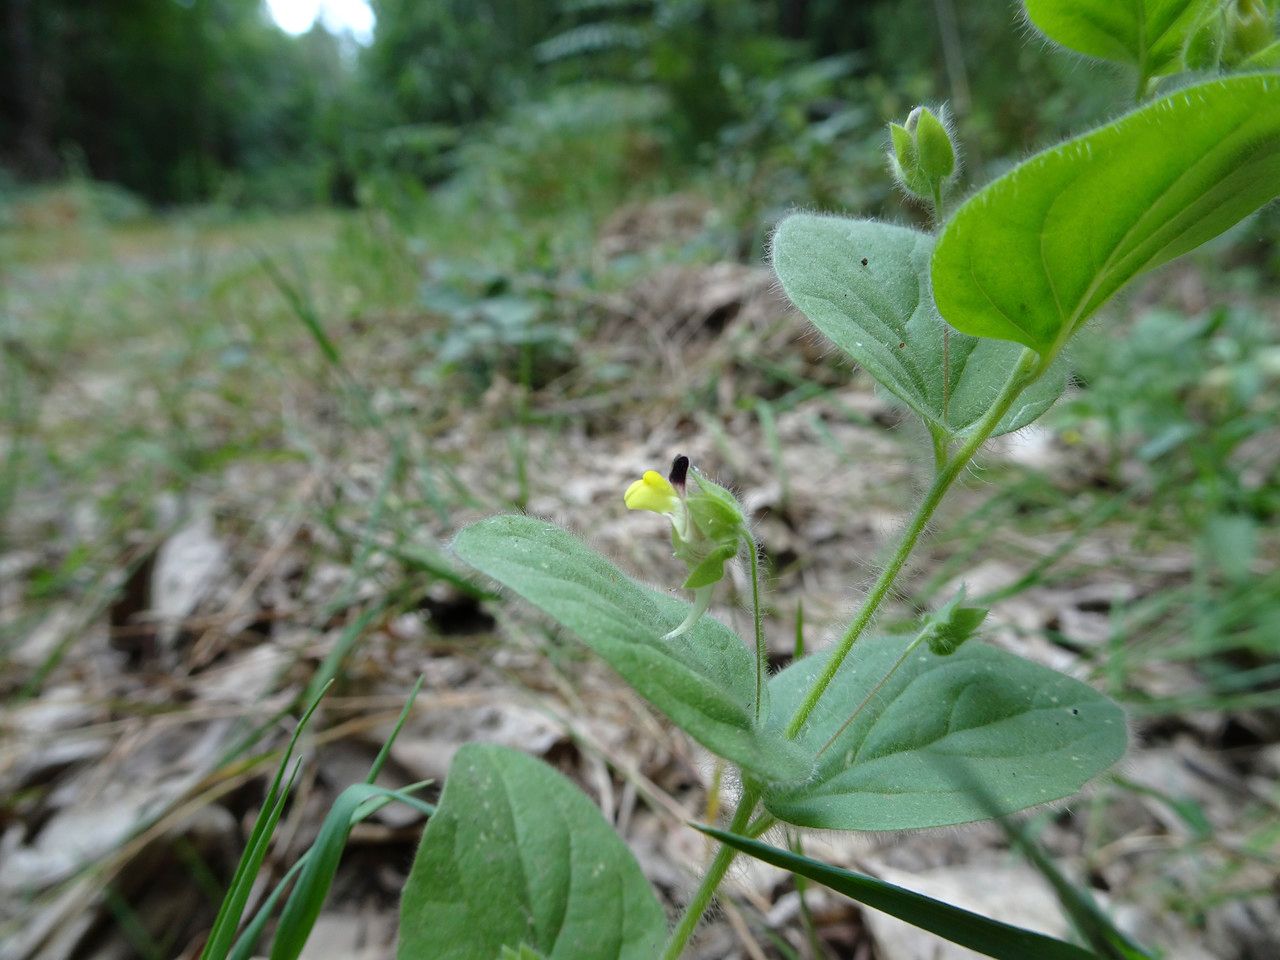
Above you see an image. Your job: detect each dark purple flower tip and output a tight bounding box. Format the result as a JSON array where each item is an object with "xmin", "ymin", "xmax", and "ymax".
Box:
[{"xmin": 668, "ymin": 454, "xmax": 690, "ymax": 490}]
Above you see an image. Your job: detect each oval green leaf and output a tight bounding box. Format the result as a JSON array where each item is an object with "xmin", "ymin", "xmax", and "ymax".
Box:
[
  {"xmin": 453, "ymin": 515, "xmax": 810, "ymax": 782},
  {"xmin": 763, "ymin": 636, "xmax": 1126, "ymax": 830},
  {"xmin": 398, "ymin": 744, "xmax": 666, "ymax": 960},
  {"xmin": 772, "ymin": 215, "xmax": 1065, "ymax": 439},
  {"xmin": 1024, "ymin": 0, "xmax": 1211, "ymax": 81},
  {"xmin": 932, "ymin": 74, "xmax": 1280, "ymax": 355}
]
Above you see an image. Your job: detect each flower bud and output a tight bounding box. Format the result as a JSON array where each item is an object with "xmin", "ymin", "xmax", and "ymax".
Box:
[
  {"xmin": 920, "ymin": 587, "xmax": 987, "ymax": 656},
  {"xmin": 1224, "ymin": 0, "xmax": 1274, "ymax": 64},
  {"xmin": 889, "ymin": 105, "xmax": 958, "ymax": 205}
]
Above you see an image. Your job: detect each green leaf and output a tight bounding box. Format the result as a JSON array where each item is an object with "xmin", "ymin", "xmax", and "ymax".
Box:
[
  {"xmin": 771, "ymin": 215, "xmax": 1065, "ymax": 439},
  {"xmin": 698, "ymin": 828, "xmax": 1101, "ymax": 960},
  {"xmin": 682, "ymin": 542, "xmax": 737, "ymax": 590},
  {"xmin": 398, "ymin": 745, "xmax": 666, "ymax": 960},
  {"xmin": 1023, "ymin": 0, "xmax": 1211, "ymax": 80},
  {"xmin": 1242, "ymin": 39, "xmax": 1280, "ymax": 69},
  {"xmin": 932, "ymin": 75, "xmax": 1280, "ymax": 354},
  {"xmin": 763, "ymin": 636, "xmax": 1126, "ymax": 830},
  {"xmin": 453, "ymin": 515, "xmax": 810, "ymax": 782}
]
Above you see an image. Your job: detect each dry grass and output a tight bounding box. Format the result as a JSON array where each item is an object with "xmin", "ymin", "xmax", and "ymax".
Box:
[{"xmin": 2, "ymin": 194, "xmax": 1278, "ymax": 960}]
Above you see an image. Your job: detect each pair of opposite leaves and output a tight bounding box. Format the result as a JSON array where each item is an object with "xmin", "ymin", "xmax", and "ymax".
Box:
[{"xmin": 776, "ymin": 74, "xmax": 1280, "ymax": 445}]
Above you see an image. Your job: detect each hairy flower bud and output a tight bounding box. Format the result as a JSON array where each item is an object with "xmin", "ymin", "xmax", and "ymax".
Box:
[
  {"xmin": 920, "ymin": 587, "xmax": 988, "ymax": 656},
  {"xmin": 889, "ymin": 105, "xmax": 958, "ymax": 206},
  {"xmin": 1225, "ymin": 0, "xmax": 1274, "ymax": 63}
]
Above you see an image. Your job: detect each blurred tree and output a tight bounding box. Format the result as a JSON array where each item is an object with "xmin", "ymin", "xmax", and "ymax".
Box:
[
  {"xmin": 2, "ymin": 0, "xmax": 59, "ymax": 176},
  {"xmin": 535, "ymin": 0, "xmax": 796, "ymax": 155},
  {"xmin": 0, "ymin": 0, "xmax": 1110, "ymax": 208},
  {"xmin": 0, "ymin": 0, "xmax": 357, "ymax": 204},
  {"xmin": 364, "ymin": 0, "xmax": 558, "ymax": 125}
]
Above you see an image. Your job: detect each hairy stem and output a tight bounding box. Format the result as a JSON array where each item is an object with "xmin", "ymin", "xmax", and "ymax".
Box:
[
  {"xmin": 662, "ymin": 784, "xmax": 761, "ymax": 960},
  {"xmin": 942, "ymin": 325, "xmax": 952, "ymax": 410},
  {"xmin": 785, "ymin": 346, "xmax": 1042, "ymax": 739},
  {"xmin": 932, "ymin": 182, "xmax": 947, "ymax": 227},
  {"xmin": 746, "ymin": 535, "xmax": 766, "ymax": 724},
  {"xmin": 930, "ymin": 425, "xmax": 950, "ymax": 472}
]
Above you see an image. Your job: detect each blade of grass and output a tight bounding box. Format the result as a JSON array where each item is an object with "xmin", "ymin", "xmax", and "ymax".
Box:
[
  {"xmin": 993, "ymin": 818, "xmax": 1150, "ymax": 960},
  {"xmin": 232, "ymin": 677, "xmax": 429, "ymax": 960},
  {"xmin": 261, "ymin": 249, "xmax": 460, "ymax": 525},
  {"xmin": 200, "ymin": 683, "xmax": 331, "ymax": 960},
  {"xmin": 304, "ymin": 601, "xmax": 389, "ymax": 706},
  {"xmin": 267, "ymin": 675, "xmax": 432, "ymax": 960},
  {"xmin": 755, "ymin": 398, "xmax": 789, "ymax": 509},
  {"xmin": 366, "ymin": 673, "xmax": 424, "ymax": 784},
  {"xmin": 268, "ymin": 785, "xmax": 434, "ymax": 960},
  {"xmin": 923, "ymin": 756, "xmax": 1153, "ymax": 960},
  {"xmin": 697, "ymin": 826, "xmax": 1101, "ymax": 960},
  {"xmin": 104, "ymin": 884, "xmax": 166, "ymax": 960},
  {"xmin": 382, "ymin": 541, "xmax": 496, "ymax": 600},
  {"xmin": 257, "ymin": 252, "xmax": 344, "ymax": 372},
  {"xmin": 201, "ymin": 758, "xmax": 302, "ymax": 960},
  {"xmin": 230, "ymin": 786, "xmax": 435, "ymax": 960}
]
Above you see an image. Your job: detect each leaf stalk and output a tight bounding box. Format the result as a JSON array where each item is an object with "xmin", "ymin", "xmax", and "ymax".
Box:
[{"xmin": 785, "ymin": 346, "xmax": 1043, "ymax": 739}]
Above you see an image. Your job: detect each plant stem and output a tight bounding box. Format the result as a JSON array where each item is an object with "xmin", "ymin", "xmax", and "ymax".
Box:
[
  {"xmin": 662, "ymin": 785, "xmax": 761, "ymax": 960},
  {"xmin": 745, "ymin": 811, "xmax": 776, "ymax": 836},
  {"xmin": 785, "ymin": 346, "xmax": 1042, "ymax": 739},
  {"xmin": 746, "ymin": 534, "xmax": 766, "ymax": 724},
  {"xmin": 816, "ymin": 632, "xmax": 926, "ymax": 758},
  {"xmin": 1133, "ymin": 0, "xmax": 1149, "ymax": 104},
  {"xmin": 929, "ymin": 425, "xmax": 949, "ymax": 472},
  {"xmin": 1134, "ymin": 70, "xmax": 1150, "ymax": 104}
]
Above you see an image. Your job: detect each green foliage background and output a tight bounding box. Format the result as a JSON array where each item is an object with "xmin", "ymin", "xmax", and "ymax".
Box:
[{"xmin": 1, "ymin": 0, "xmax": 1117, "ymax": 211}]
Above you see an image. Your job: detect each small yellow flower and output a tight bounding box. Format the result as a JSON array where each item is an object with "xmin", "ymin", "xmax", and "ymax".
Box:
[
  {"xmin": 624, "ymin": 470, "xmax": 680, "ymax": 516},
  {"xmin": 623, "ymin": 455, "xmax": 750, "ymax": 641}
]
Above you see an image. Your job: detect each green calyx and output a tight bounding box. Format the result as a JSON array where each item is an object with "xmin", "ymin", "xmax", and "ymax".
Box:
[{"xmin": 673, "ymin": 470, "xmax": 749, "ymax": 591}]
